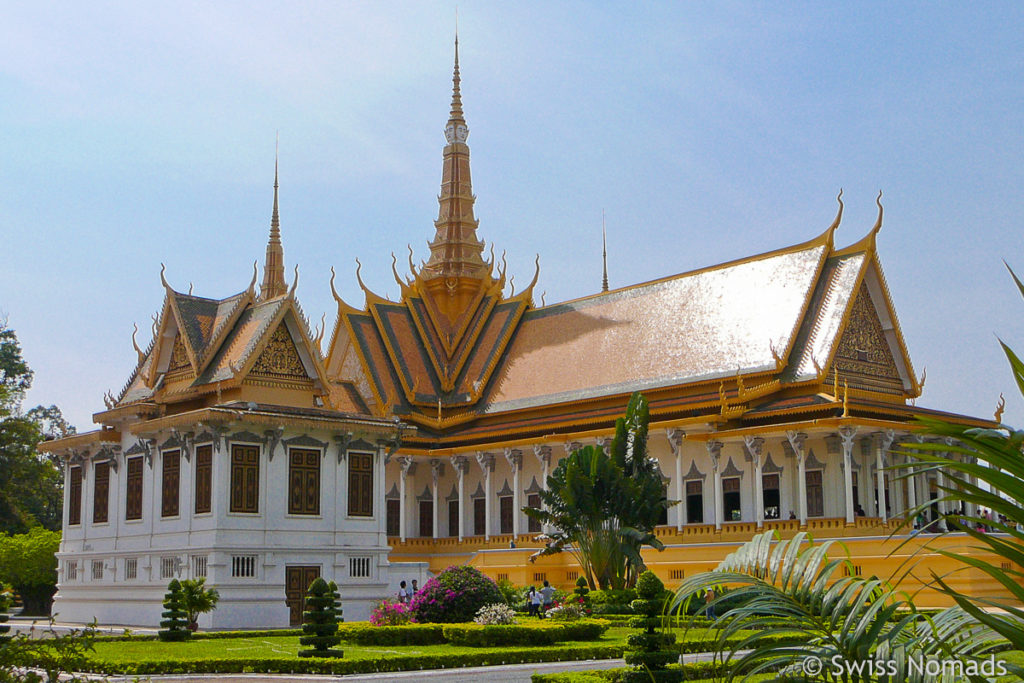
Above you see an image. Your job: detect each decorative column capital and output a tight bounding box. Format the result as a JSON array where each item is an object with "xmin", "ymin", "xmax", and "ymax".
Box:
[
  {"xmin": 533, "ymin": 444, "xmax": 552, "ymax": 466},
  {"xmin": 450, "ymin": 454, "xmax": 469, "ymax": 476},
  {"xmin": 594, "ymin": 436, "xmax": 611, "ymax": 453},
  {"xmin": 475, "ymin": 451, "xmax": 495, "ymax": 473},
  {"xmin": 785, "ymin": 431, "xmax": 807, "ymax": 457},
  {"xmin": 838, "ymin": 426, "xmax": 858, "ymax": 450},
  {"xmin": 666, "ymin": 428, "xmax": 685, "ymax": 454},
  {"xmin": 504, "ymin": 448, "xmax": 523, "ymax": 470},
  {"xmin": 563, "ymin": 441, "xmax": 582, "ymax": 456},
  {"xmin": 706, "ymin": 440, "xmax": 723, "ymax": 470},
  {"xmin": 743, "ymin": 435, "xmax": 765, "ymax": 463},
  {"xmin": 430, "ymin": 458, "xmax": 445, "ymax": 485},
  {"xmin": 396, "ymin": 455, "xmax": 417, "ymax": 478}
]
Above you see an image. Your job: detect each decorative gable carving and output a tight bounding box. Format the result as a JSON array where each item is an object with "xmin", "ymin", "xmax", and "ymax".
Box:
[
  {"xmin": 168, "ymin": 334, "xmax": 191, "ymax": 373},
  {"xmin": 832, "ymin": 284, "xmax": 903, "ymax": 394},
  {"xmin": 251, "ymin": 325, "xmax": 309, "ymax": 380}
]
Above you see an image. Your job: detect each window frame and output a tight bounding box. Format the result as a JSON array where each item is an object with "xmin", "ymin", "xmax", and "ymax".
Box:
[
  {"xmin": 347, "ymin": 451, "xmax": 374, "ymax": 518},
  {"xmin": 125, "ymin": 456, "xmax": 144, "ymax": 521},
  {"xmin": 287, "ymin": 448, "xmax": 321, "ymax": 516},
  {"xmin": 68, "ymin": 465, "xmax": 82, "ymax": 526},
  {"xmin": 161, "ymin": 449, "xmax": 181, "ymax": 518},
  {"xmin": 229, "ymin": 443, "xmax": 260, "ymax": 514},
  {"xmin": 93, "ymin": 460, "xmax": 110, "ymax": 524}
]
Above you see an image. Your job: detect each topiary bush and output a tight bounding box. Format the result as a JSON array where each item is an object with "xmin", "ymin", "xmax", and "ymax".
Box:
[
  {"xmin": 623, "ymin": 571, "xmax": 676, "ymax": 682},
  {"xmin": 158, "ymin": 579, "xmax": 191, "ymax": 642},
  {"xmin": 298, "ymin": 578, "xmax": 343, "ymax": 658},
  {"xmin": 410, "ymin": 565, "xmax": 504, "ymax": 623},
  {"xmin": 328, "ymin": 580, "xmax": 344, "ymax": 624}
]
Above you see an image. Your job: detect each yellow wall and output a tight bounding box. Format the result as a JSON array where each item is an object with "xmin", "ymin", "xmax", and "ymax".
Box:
[{"xmin": 388, "ymin": 519, "xmax": 1023, "ymax": 608}]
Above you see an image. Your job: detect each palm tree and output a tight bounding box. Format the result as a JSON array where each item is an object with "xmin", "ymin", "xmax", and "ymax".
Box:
[
  {"xmin": 180, "ymin": 577, "xmax": 219, "ymax": 631},
  {"xmin": 524, "ymin": 393, "xmax": 673, "ymax": 589}
]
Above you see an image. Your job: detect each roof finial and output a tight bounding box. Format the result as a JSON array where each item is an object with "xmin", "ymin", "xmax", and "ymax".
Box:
[
  {"xmin": 260, "ymin": 135, "xmax": 288, "ymax": 301},
  {"xmin": 870, "ymin": 189, "xmax": 883, "ymax": 236},
  {"xmin": 601, "ymin": 210, "xmax": 609, "ymax": 292}
]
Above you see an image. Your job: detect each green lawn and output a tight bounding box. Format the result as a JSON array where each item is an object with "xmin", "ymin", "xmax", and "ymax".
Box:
[{"xmin": 87, "ymin": 625, "xmax": 727, "ymax": 665}]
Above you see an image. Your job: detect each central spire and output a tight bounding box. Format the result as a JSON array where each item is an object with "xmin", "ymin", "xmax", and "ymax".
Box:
[
  {"xmin": 421, "ymin": 34, "xmax": 487, "ymax": 282},
  {"xmin": 260, "ymin": 142, "xmax": 287, "ymax": 301}
]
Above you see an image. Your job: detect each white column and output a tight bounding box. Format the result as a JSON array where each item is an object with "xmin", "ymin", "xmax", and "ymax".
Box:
[
  {"xmin": 476, "ymin": 452, "xmax": 495, "ymax": 540},
  {"xmin": 533, "ymin": 445, "xmax": 552, "ymax": 534},
  {"xmin": 430, "ymin": 459, "xmax": 443, "ymax": 539},
  {"xmin": 667, "ymin": 429, "xmax": 685, "ymax": 530},
  {"xmin": 397, "ymin": 456, "xmax": 416, "ymax": 543},
  {"xmin": 786, "ymin": 431, "xmax": 808, "ymax": 527},
  {"xmin": 905, "ymin": 453, "xmax": 917, "ymax": 514},
  {"xmin": 874, "ymin": 431, "xmax": 894, "ymax": 524},
  {"xmin": 839, "ymin": 427, "xmax": 857, "ymax": 524},
  {"xmin": 745, "ymin": 436, "xmax": 765, "ymax": 529},
  {"xmin": 504, "ymin": 449, "xmax": 523, "ymax": 539},
  {"xmin": 450, "ymin": 455, "xmax": 468, "ymax": 542},
  {"xmin": 708, "ymin": 440, "xmax": 723, "ymax": 531}
]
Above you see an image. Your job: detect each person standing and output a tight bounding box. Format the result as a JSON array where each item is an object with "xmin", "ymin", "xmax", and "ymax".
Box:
[
  {"xmin": 528, "ymin": 586, "xmax": 540, "ymax": 617},
  {"xmin": 398, "ymin": 580, "xmax": 409, "ymax": 604},
  {"xmin": 540, "ymin": 580, "xmax": 555, "ymax": 616},
  {"xmin": 411, "ymin": 579, "xmax": 418, "ymax": 596}
]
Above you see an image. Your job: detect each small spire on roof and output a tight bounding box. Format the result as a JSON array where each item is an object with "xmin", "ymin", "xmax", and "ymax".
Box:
[
  {"xmin": 601, "ymin": 210, "xmax": 609, "ymax": 292},
  {"xmin": 260, "ymin": 135, "xmax": 287, "ymax": 301}
]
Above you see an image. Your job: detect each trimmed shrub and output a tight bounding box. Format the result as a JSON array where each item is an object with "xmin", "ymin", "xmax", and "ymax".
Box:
[
  {"xmin": 328, "ymin": 580, "xmax": 344, "ymax": 623},
  {"xmin": 410, "ymin": 565, "xmax": 504, "ymax": 623},
  {"xmin": 443, "ymin": 620, "xmax": 609, "ymax": 646},
  {"xmin": 298, "ymin": 578, "xmax": 343, "ymax": 658},
  {"xmin": 624, "ymin": 571, "xmax": 676, "ymax": 682},
  {"xmin": 547, "ymin": 602, "xmax": 587, "ymax": 621},
  {"xmin": 158, "ymin": 580, "xmax": 190, "ymax": 642},
  {"xmin": 370, "ymin": 598, "xmax": 412, "ymax": 626},
  {"xmin": 573, "ymin": 576, "xmax": 591, "ymax": 608},
  {"xmin": 337, "ymin": 623, "xmax": 446, "ymax": 645},
  {"xmin": 475, "ymin": 602, "xmax": 517, "ymax": 625},
  {"xmin": 80, "ymin": 644, "xmax": 626, "ymax": 676}
]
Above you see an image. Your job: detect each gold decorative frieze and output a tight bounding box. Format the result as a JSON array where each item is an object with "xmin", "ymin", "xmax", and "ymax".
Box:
[{"xmin": 251, "ymin": 325, "xmax": 308, "ymax": 379}]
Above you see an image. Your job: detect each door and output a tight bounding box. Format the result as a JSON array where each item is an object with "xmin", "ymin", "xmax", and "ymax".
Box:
[{"xmin": 285, "ymin": 565, "xmax": 320, "ymax": 626}]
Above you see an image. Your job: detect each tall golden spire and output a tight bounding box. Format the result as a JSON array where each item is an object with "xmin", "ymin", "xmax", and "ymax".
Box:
[
  {"xmin": 260, "ymin": 140, "xmax": 287, "ymax": 301},
  {"xmin": 421, "ymin": 34, "xmax": 487, "ymax": 282},
  {"xmin": 601, "ymin": 210, "xmax": 609, "ymax": 292}
]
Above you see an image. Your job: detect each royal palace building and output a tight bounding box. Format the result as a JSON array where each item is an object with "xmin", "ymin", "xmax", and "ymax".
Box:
[{"xmin": 41, "ymin": 41, "xmax": 1008, "ymax": 627}]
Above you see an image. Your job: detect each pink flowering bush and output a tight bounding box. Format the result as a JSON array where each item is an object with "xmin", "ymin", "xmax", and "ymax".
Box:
[
  {"xmin": 369, "ymin": 598, "xmax": 412, "ymax": 626},
  {"xmin": 410, "ymin": 565, "xmax": 505, "ymax": 623}
]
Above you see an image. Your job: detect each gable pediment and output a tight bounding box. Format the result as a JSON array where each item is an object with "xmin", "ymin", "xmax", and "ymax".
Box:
[
  {"xmin": 829, "ymin": 282, "xmax": 904, "ymax": 395},
  {"xmin": 249, "ymin": 323, "xmax": 311, "ymax": 382}
]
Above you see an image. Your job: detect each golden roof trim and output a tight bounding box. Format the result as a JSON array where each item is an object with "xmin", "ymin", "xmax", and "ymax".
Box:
[{"xmin": 38, "ymin": 428, "xmax": 121, "ymax": 454}]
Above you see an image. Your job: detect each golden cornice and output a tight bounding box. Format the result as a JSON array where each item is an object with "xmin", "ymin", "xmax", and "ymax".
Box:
[
  {"xmin": 94, "ymin": 402, "xmax": 159, "ymax": 424},
  {"xmin": 129, "ymin": 405, "xmax": 414, "ymax": 439},
  {"xmin": 38, "ymin": 428, "xmax": 121, "ymax": 454}
]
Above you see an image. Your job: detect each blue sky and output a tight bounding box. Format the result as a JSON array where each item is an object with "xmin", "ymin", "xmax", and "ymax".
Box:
[{"xmin": 2, "ymin": 2, "xmax": 1022, "ymax": 431}]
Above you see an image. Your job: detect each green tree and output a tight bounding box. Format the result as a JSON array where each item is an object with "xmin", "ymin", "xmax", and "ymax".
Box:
[
  {"xmin": 625, "ymin": 570, "xmax": 676, "ymax": 683},
  {"xmin": 179, "ymin": 577, "xmax": 219, "ymax": 631},
  {"xmin": 0, "ymin": 323, "xmax": 73, "ymax": 533},
  {"xmin": 525, "ymin": 393, "xmax": 673, "ymax": 589},
  {"xmin": 0, "ymin": 528, "xmax": 60, "ymax": 615},
  {"xmin": 157, "ymin": 579, "xmax": 190, "ymax": 642},
  {"xmin": 298, "ymin": 577, "xmax": 343, "ymax": 658}
]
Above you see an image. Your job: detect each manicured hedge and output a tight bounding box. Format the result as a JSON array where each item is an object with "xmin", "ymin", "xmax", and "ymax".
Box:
[
  {"xmin": 336, "ymin": 623, "xmax": 446, "ymax": 645},
  {"xmin": 532, "ymin": 661, "xmax": 730, "ymax": 683},
  {"xmin": 83, "ymin": 645, "xmax": 626, "ymax": 676},
  {"xmin": 442, "ymin": 621, "xmax": 609, "ymax": 647}
]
